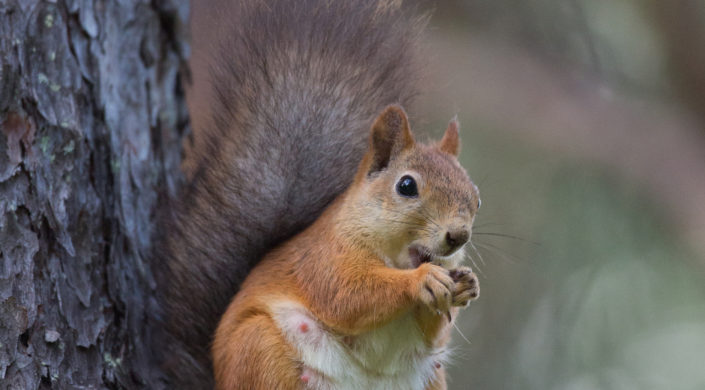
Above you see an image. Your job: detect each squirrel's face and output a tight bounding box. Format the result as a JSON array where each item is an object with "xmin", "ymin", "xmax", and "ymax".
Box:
[{"xmin": 347, "ymin": 105, "xmax": 480, "ymax": 270}]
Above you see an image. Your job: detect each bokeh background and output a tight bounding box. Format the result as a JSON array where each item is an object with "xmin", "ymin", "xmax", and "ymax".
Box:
[{"xmin": 189, "ymin": 1, "xmax": 705, "ymax": 389}]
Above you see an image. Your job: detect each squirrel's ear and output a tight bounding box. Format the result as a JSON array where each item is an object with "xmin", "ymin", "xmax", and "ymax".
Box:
[
  {"xmin": 439, "ymin": 118, "xmax": 460, "ymax": 157},
  {"xmin": 368, "ymin": 105, "xmax": 415, "ymax": 174}
]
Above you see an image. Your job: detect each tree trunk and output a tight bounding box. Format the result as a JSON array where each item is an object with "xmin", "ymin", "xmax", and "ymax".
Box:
[{"xmin": 0, "ymin": 0, "xmax": 189, "ymax": 388}]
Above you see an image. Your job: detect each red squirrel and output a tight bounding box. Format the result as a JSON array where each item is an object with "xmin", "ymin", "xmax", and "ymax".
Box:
[
  {"xmin": 213, "ymin": 105, "xmax": 480, "ymax": 389},
  {"xmin": 158, "ymin": 1, "xmax": 450, "ymax": 388}
]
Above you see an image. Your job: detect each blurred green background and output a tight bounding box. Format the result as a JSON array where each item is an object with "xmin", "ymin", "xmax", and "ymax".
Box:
[
  {"xmin": 416, "ymin": 1, "xmax": 705, "ymax": 389},
  {"xmin": 189, "ymin": 1, "xmax": 705, "ymax": 388}
]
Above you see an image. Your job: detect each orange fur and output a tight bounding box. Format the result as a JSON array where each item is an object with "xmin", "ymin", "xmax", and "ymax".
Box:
[{"xmin": 213, "ymin": 106, "xmax": 480, "ymax": 389}]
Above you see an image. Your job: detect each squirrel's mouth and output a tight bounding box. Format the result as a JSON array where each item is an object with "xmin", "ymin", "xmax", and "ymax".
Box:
[{"xmin": 409, "ymin": 245, "xmax": 435, "ymax": 268}]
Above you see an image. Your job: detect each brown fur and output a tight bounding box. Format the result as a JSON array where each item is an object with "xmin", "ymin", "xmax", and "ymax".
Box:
[
  {"xmin": 155, "ymin": 1, "xmax": 427, "ymax": 388},
  {"xmin": 213, "ymin": 106, "xmax": 480, "ymax": 389}
]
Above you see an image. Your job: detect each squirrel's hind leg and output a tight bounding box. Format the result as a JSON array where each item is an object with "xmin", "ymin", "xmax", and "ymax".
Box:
[
  {"xmin": 425, "ymin": 365, "xmax": 447, "ymax": 390},
  {"xmin": 213, "ymin": 313, "xmax": 301, "ymax": 390}
]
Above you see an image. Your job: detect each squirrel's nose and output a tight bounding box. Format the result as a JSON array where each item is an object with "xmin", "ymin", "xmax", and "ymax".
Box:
[{"xmin": 445, "ymin": 229, "xmax": 470, "ymax": 252}]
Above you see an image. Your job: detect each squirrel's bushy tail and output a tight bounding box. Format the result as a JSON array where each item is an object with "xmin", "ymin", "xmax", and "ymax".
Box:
[{"xmin": 156, "ymin": 0, "xmax": 426, "ymax": 387}]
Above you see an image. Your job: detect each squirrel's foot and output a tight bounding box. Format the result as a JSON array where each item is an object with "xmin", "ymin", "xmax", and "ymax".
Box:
[
  {"xmin": 449, "ymin": 266, "xmax": 479, "ymax": 307},
  {"xmin": 416, "ymin": 263, "xmax": 454, "ymax": 315}
]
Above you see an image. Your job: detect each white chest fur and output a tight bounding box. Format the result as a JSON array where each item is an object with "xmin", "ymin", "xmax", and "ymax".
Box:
[{"xmin": 270, "ymin": 300, "xmax": 448, "ymax": 390}]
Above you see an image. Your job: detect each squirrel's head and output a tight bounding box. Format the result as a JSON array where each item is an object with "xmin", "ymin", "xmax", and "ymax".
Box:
[{"xmin": 343, "ymin": 105, "xmax": 480, "ymax": 270}]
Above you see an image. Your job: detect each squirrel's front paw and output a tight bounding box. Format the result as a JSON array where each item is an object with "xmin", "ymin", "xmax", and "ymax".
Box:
[
  {"xmin": 449, "ymin": 266, "xmax": 479, "ymax": 307},
  {"xmin": 416, "ymin": 263, "xmax": 454, "ymax": 314}
]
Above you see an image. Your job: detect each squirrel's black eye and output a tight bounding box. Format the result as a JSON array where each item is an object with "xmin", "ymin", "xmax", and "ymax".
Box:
[{"xmin": 396, "ymin": 175, "xmax": 418, "ymax": 198}]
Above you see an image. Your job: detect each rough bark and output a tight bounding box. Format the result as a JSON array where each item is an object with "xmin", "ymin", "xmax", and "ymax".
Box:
[{"xmin": 0, "ymin": 0, "xmax": 188, "ymax": 388}]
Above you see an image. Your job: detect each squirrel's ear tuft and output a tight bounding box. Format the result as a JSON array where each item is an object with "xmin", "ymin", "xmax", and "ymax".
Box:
[
  {"xmin": 439, "ymin": 118, "xmax": 460, "ymax": 157},
  {"xmin": 368, "ymin": 105, "xmax": 414, "ymax": 174}
]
